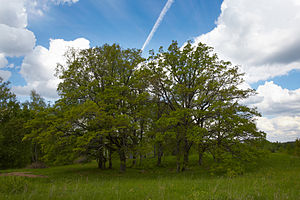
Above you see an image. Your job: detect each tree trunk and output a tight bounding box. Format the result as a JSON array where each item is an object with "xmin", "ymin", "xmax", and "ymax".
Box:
[
  {"xmin": 108, "ymin": 148, "xmax": 112, "ymax": 169},
  {"xmin": 176, "ymin": 155, "xmax": 181, "ymax": 173},
  {"xmin": 176, "ymin": 140, "xmax": 181, "ymax": 173},
  {"xmin": 198, "ymin": 144, "xmax": 204, "ymax": 166},
  {"xmin": 97, "ymin": 147, "xmax": 105, "ymax": 169},
  {"xmin": 198, "ymin": 152, "xmax": 203, "ymax": 166},
  {"xmin": 97, "ymin": 137, "xmax": 106, "ymax": 169},
  {"xmin": 97, "ymin": 158, "xmax": 103, "ymax": 169},
  {"xmin": 119, "ymin": 148, "xmax": 126, "ymax": 172},
  {"xmin": 181, "ymin": 139, "xmax": 192, "ymax": 171},
  {"xmin": 131, "ymin": 154, "xmax": 137, "ymax": 167},
  {"xmin": 182, "ymin": 151, "xmax": 188, "ymax": 172},
  {"xmin": 157, "ymin": 142, "xmax": 163, "ymax": 167},
  {"xmin": 34, "ymin": 143, "xmax": 38, "ymax": 162},
  {"xmin": 139, "ymin": 154, "xmax": 143, "ymax": 166}
]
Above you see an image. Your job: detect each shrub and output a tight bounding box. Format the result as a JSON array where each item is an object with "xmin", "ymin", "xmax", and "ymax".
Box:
[
  {"xmin": 73, "ymin": 156, "xmax": 91, "ymax": 164},
  {"xmin": 209, "ymin": 153, "xmax": 245, "ymax": 177},
  {"xmin": 27, "ymin": 161, "xmax": 47, "ymax": 169}
]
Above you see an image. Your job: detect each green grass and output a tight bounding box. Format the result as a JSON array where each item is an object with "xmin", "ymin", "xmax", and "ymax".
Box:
[{"xmin": 1, "ymin": 153, "xmax": 300, "ymax": 200}]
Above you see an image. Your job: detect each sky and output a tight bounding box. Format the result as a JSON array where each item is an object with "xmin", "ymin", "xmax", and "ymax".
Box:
[{"xmin": 0, "ymin": 0, "xmax": 300, "ymax": 142}]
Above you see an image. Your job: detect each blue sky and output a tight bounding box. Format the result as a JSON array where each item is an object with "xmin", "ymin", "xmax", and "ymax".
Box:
[
  {"xmin": 1, "ymin": 0, "xmax": 300, "ymax": 142},
  {"xmin": 28, "ymin": 0, "xmax": 222, "ymax": 53}
]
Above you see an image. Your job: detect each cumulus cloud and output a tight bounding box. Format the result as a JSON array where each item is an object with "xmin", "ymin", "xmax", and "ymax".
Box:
[
  {"xmin": 0, "ymin": 0, "xmax": 32, "ymax": 81},
  {"xmin": 0, "ymin": 0, "xmax": 27, "ymax": 28},
  {"xmin": 0, "ymin": 24, "xmax": 36, "ymax": 57},
  {"xmin": 13, "ymin": 38, "xmax": 90, "ymax": 99},
  {"xmin": 257, "ymin": 116, "xmax": 300, "ymax": 142},
  {"xmin": 0, "ymin": 70, "xmax": 11, "ymax": 81},
  {"xmin": 194, "ymin": 0, "xmax": 300, "ymax": 83},
  {"xmin": 0, "ymin": 0, "xmax": 80, "ymax": 58},
  {"xmin": 0, "ymin": 0, "xmax": 36, "ymax": 58},
  {"xmin": 0, "ymin": 54, "xmax": 8, "ymax": 68},
  {"xmin": 248, "ymin": 81, "xmax": 300, "ymax": 117},
  {"xmin": 244, "ymin": 81, "xmax": 300, "ymax": 141},
  {"xmin": 193, "ymin": 0, "xmax": 300, "ymax": 141},
  {"xmin": 0, "ymin": 0, "xmax": 81, "ymax": 91}
]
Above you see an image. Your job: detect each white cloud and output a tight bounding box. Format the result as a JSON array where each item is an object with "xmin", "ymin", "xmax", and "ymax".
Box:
[
  {"xmin": 0, "ymin": 0, "xmax": 80, "ymax": 90},
  {"xmin": 244, "ymin": 81, "xmax": 300, "ymax": 141},
  {"xmin": 0, "ymin": 0, "xmax": 27, "ymax": 28},
  {"xmin": 0, "ymin": 0, "xmax": 36, "ymax": 58},
  {"xmin": 193, "ymin": 0, "xmax": 300, "ymax": 141},
  {"xmin": 13, "ymin": 38, "xmax": 90, "ymax": 99},
  {"xmin": 0, "ymin": 54, "xmax": 8, "ymax": 68},
  {"xmin": 0, "ymin": 0, "xmax": 32, "ymax": 82},
  {"xmin": 52, "ymin": 0, "xmax": 79, "ymax": 5},
  {"xmin": 25, "ymin": 0, "xmax": 79, "ymax": 16},
  {"xmin": 257, "ymin": 116, "xmax": 300, "ymax": 142},
  {"xmin": 0, "ymin": 24, "xmax": 36, "ymax": 57},
  {"xmin": 194, "ymin": 0, "xmax": 300, "ymax": 83},
  {"xmin": 0, "ymin": 70, "xmax": 11, "ymax": 81},
  {"xmin": 0, "ymin": 0, "xmax": 80, "ymax": 58},
  {"xmin": 248, "ymin": 81, "xmax": 300, "ymax": 117}
]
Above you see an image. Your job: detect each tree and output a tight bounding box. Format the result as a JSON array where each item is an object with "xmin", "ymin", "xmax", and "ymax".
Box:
[
  {"xmin": 143, "ymin": 41, "xmax": 265, "ymax": 172},
  {"xmin": 0, "ymin": 78, "xmax": 31, "ymax": 169},
  {"xmin": 23, "ymin": 90, "xmax": 48, "ymax": 164},
  {"xmin": 55, "ymin": 44, "xmax": 146, "ymax": 172}
]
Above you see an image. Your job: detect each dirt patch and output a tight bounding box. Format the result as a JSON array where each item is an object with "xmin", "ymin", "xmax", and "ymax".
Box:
[{"xmin": 0, "ymin": 172, "xmax": 48, "ymax": 178}]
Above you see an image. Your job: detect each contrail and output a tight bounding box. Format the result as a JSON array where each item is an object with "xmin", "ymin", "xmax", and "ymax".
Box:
[{"xmin": 141, "ymin": 0, "xmax": 174, "ymax": 52}]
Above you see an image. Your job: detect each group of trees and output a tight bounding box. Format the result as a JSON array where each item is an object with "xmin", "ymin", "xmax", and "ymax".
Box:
[
  {"xmin": 265, "ymin": 139, "xmax": 300, "ymax": 156},
  {"xmin": 0, "ymin": 80, "xmax": 46, "ymax": 169},
  {"xmin": 0, "ymin": 41, "xmax": 267, "ymax": 173}
]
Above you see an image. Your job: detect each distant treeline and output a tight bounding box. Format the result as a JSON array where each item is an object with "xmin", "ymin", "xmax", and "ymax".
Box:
[
  {"xmin": 1, "ymin": 41, "xmax": 294, "ymax": 175},
  {"xmin": 265, "ymin": 140, "xmax": 300, "ymax": 156}
]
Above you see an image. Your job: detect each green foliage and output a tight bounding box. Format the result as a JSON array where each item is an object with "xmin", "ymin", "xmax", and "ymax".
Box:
[
  {"xmin": 209, "ymin": 154, "xmax": 245, "ymax": 177},
  {"xmin": 264, "ymin": 140, "xmax": 300, "ymax": 156},
  {"xmin": 37, "ymin": 44, "xmax": 149, "ymax": 171},
  {"xmin": 0, "ymin": 78, "xmax": 32, "ymax": 169},
  {"xmin": 0, "ymin": 112, "xmax": 31, "ymax": 169},
  {"xmin": 143, "ymin": 41, "xmax": 265, "ymax": 171},
  {"xmin": 3, "ymin": 41, "xmax": 266, "ymax": 173}
]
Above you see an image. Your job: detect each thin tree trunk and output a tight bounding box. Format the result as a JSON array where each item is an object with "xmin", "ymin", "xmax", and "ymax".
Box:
[
  {"xmin": 34, "ymin": 143, "xmax": 38, "ymax": 162},
  {"xmin": 198, "ymin": 144, "xmax": 204, "ymax": 166},
  {"xmin": 139, "ymin": 154, "xmax": 143, "ymax": 166},
  {"xmin": 108, "ymin": 148, "xmax": 112, "ymax": 169},
  {"xmin": 176, "ymin": 140, "xmax": 181, "ymax": 173},
  {"xmin": 119, "ymin": 148, "xmax": 126, "ymax": 172},
  {"xmin": 157, "ymin": 142, "xmax": 163, "ymax": 167},
  {"xmin": 182, "ymin": 139, "xmax": 192, "ymax": 171},
  {"xmin": 97, "ymin": 147, "xmax": 105, "ymax": 169},
  {"xmin": 131, "ymin": 154, "xmax": 137, "ymax": 167},
  {"xmin": 182, "ymin": 152, "xmax": 188, "ymax": 171}
]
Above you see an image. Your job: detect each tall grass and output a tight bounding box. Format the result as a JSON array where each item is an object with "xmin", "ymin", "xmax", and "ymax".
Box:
[{"xmin": 1, "ymin": 153, "xmax": 300, "ymax": 200}]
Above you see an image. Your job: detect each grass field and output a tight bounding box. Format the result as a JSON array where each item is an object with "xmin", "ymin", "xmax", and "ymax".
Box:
[{"xmin": 1, "ymin": 153, "xmax": 300, "ymax": 200}]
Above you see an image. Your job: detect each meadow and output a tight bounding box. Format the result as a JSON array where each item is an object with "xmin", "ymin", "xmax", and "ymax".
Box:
[{"xmin": 1, "ymin": 153, "xmax": 300, "ymax": 200}]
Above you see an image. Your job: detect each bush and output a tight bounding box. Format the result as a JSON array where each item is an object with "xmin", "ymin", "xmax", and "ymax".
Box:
[
  {"xmin": 73, "ymin": 156, "xmax": 91, "ymax": 164},
  {"xmin": 27, "ymin": 161, "xmax": 47, "ymax": 169},
  {"xmin": 209, "ymin": 153, "xmax": 245, "ymax": 177}
]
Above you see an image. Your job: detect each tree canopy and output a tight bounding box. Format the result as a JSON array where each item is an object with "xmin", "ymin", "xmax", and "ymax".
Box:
[{"xmin": 0, "ymin": 42, "xmax": 268, "ymax": 174}]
